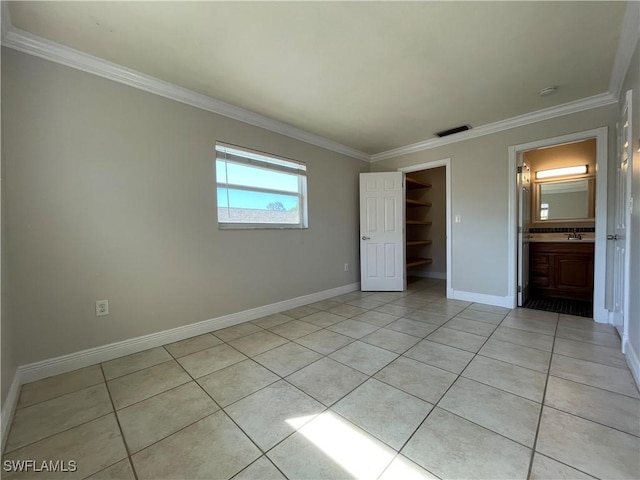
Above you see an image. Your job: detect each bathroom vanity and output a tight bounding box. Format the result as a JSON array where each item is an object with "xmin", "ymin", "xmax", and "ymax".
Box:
[{"xmin": 529, "ymin": 240, "xmax": 594, "ymax": 301}]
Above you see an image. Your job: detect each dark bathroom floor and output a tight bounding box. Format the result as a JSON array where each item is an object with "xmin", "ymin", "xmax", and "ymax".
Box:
[{"xmin": 523, "ymin": 296, "xmax": 593, "ymax": 318}]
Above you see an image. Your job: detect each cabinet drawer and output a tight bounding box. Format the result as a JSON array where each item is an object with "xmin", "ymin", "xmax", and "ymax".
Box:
[
  {"xmin": 530, "ymin": 254, "xmax": 549, "ymax": 265},
  {"xmin": 530, "ymin": 263, "xmax": 549, "ymax": 275},
  {"xmin": 531, "ymin": 277, "xmax": 549, "ymax": 287}
]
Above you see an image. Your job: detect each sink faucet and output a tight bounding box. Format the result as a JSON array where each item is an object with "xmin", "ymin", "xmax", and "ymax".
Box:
[{"xmin": 567, "ymin": 228, "xmax": 582, "ymax": 240}]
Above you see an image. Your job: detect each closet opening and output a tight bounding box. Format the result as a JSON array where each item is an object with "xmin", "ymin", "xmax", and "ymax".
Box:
[{"xmin": 399, "ymin": 159, "xmax": 452, "ymax": 296}]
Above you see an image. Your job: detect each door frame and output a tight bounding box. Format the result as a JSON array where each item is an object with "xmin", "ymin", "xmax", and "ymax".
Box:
[
  {"xmin": 398, "ymin": 158, "xmax": 452, "ymax": 297},
  {"xmin": 517, "ymin": 160, "xmax": 532, "ymax": 306},
  {"xmin": 507, "ymin": 127, "xmax": 608, "ymax": 322}
]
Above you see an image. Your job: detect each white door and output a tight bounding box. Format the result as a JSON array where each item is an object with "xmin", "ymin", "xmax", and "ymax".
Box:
[
  {"xmin": 611, "ymin": 90, "xmax": 633, "ymax": 341},
  {"xmin": 518, "ymin": 162, "xmax": 532, "ymax": 305},
  {"xmin": 359, "ymin": 172, "xmax": 406, "ymax": 291}
]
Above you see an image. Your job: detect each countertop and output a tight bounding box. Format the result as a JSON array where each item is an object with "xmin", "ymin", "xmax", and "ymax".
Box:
[{"xmin": 527, "ymin": 233, "xmax": 595, "ymax": 243}]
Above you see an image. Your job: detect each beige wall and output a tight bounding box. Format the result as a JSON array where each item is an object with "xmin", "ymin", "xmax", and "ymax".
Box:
[
  {"xmin": 619, "ymin": 38, "xmax": 640, "ymax": 372},
  {"xmin": 524, "ymin": 138, "xmax": 596, "ymax": 173},
  {"xmin": 408, "ymin": 167, "xmax": 446, "ymax": 278},
  {"xmin": 372, "ymin": 105, "xmax": 617, "ymax": 299},
  {"xmin": 1, "ymin": 48, "xmax": 368, "ymax": 372}
]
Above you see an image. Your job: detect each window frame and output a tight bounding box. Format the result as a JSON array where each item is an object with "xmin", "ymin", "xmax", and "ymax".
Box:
[{"xmin": 215, "ymin": 142, "xmax": 308, "ymax": 230}]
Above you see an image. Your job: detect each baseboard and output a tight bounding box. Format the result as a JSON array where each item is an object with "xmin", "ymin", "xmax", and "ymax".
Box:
[
  {"xmin": 450, "ymin": 289, "xmax": 515, "ymax": 309},
  {"xmin": 410, "ymin": 271, "xmax": 447, "ymax": 280},
  {"xmin": 1, "ymin": 369, "xmax": 22, "ymax": 452},
  {"xmin": 624, "ymin": 337, "xmax": 640, "ymax": 390},
  {"xmin": 18, "ymin": 282, "xmax": 361, "ymax": 385}
]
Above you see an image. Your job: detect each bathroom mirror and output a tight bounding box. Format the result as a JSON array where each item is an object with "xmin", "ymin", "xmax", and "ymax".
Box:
[{"xmin": 534, "ymin": 178, "xmax": 595, "ymax": 222}]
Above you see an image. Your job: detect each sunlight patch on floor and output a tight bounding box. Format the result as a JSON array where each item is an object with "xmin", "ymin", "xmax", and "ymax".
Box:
[{"xmin": 287, "ymin": 411, "xmax": 395, "ymax": 479}]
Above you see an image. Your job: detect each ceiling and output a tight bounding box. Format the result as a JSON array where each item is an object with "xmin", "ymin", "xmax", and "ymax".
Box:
[{"xmin": 4, "ymin": 1, "xmax": 629, "ymax": 156}]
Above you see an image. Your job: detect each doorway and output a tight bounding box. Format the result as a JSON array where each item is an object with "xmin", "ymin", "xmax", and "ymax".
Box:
[
  {"xmin": 398, "ymin": 159, "xmax": 452, "ymax": 296},
  {"xmin": 508, "ymin": 127, "xmax": 608, "ymax": 322}
]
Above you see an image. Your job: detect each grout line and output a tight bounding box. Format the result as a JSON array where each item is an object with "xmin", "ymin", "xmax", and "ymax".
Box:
[
  {"xmin": 127, "ymin": 410, "xmax": 222, "ymax": 458},
  {"xmin": 541, "ymin": 403, "xmax": 640, "ymax": 439},
  {"xmin": 111, "ymin": 377, "xmax": 196, "ymax": 412},
  {"xmin": 3, "ymin": 377, "xmax": 99, "ymax": 452},
  {"xmin": 1, "ymin": 411, "xmax": 115, "ymax": 456},
  {"xmin": 292, "ymin": 334, "xmax": 358, "ymax": 356},
  {"xmin": 125, "ymin": 457, "xmax": 137, "ymax": 480},
  {"xmin": 150, "ymin": 349, "xmax": 274, "ymax": 464},
  {"xmin": 14, "ymin": 377, "xmax": 105, "ymax": 412},
  {"xmin": 474, "ymin": 351, "xmax": 549, "ymax": 375},
  {"xmin": 551, "ymin": 351, "xmax": 635, "ymax": 373},
  {"xmin": 99, "ymin": 364, "xmax": 140, "ymax": 480},
  {"xmin": 391, "ymin": 312, "xmax": 497, "ymax": 456},
  {"xmin": 102, "ymin": 348, "xmax": 174, "ymax": 381},
  {"xmin": 497, "ymin": 324, "xmax": 556, "ymax": 339},
  {"xmin": 526, "ymin": 313, "xmax": 560, "ymax": 480},
  {"xmin": 119, "ymin": 359, "xmax": 221, "ymax": 461},
  {"xmin": 487, "ymin": 332, "xmax": 555, "ymax": 353},
  {"xmin": 82, "ymin": 458, "xmax": 133, "ymax": 479},
  {"xmin": 5, "ymin": 374, "xmax": 128, "ymax": 456},
  {"xmin": 9, "ymin": 385, "xmax": 129, "ymax": 477},
  {"xmin": 545, "ymin": 372, "xmax": 640, "ymax": 401},
  {"xmin": 230, "ymin": 454, "xmax": 289, "ymax": 480},
  {"xmin": 432, "ymin": 406, "xmax": 539, "ymax": 451},
  {"xmin": 167, "ymin": 326, "xmax": 341, "ymax": 464},
  {"xmin": 387, "ymin": 308, "xmax": 554, "ymax": 470},
  {"xmin": 281, "ymin": 357, "xmax": 367, "ymax": 408},
  {"xmin": 531, "ymin": 452, "xmax": 606, "ymax": 480},
  {"xmin": 450, "ymin": 374, "xmax": 544, "ymax": 404},
  {"xmin": 163, "ymin": 333, "xmax": 223, "ymax": 359}
]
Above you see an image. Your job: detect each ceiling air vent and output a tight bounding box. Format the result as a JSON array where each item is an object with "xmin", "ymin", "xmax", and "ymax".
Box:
[{"xmin": 435, "ymin": 124, "xmax": 471, "ymax": 138}]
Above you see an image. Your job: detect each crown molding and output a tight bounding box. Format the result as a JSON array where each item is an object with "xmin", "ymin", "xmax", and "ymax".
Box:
[
  {"xmin": 609, "ymin": 1, "xmax": 640, "ymax": 101},
  {"xmin": 370, "ymin": 92, "xmax": 617, "ymax": 163},
  {"xmin": 0, "ymin": 25, "xmax": 371, "ymax": 163}
]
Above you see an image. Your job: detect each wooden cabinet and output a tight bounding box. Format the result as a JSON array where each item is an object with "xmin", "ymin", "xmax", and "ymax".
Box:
[
  {"xmin": 405, "ymin": 176, "xmax": 432, "ymax": 269},
  {"xmin": 529, "ymin": 242, "xmax": 594, "ymax": 301}
]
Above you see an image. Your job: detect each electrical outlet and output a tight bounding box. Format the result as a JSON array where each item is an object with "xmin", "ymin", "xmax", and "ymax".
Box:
[
  {"xmin": 96, "ymin": 300, "xmax": 109, "ymax": 317},
  {"xmin": 344, "ymin": 263, "xmax": 349, "ymax": 272}
]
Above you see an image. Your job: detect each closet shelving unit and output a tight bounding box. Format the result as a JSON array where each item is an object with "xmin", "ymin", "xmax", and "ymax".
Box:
[{"xmin": 405, "ymin": 176, "xmax": 433, "ymax": 269}]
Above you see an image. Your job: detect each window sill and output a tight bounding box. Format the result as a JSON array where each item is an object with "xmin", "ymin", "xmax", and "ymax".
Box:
[{"xmin": 218, "ymin": 223, "xmax": 308, "ymax": 230}]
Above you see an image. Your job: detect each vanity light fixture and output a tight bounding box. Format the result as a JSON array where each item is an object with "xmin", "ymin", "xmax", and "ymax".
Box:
[{"xmin": 536, "ymin": 165, "xmax": 587, "ymax": 179}]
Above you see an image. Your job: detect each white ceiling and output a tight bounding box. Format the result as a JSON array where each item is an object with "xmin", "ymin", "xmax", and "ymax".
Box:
[{"xmin": 4, "ymin": 1, "xmax": 629, "ymax": 155}]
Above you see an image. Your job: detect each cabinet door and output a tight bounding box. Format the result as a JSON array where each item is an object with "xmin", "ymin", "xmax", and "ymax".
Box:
[{"xmin": 554, "ymin": 255, "xmax": 594, "ymax": 297}]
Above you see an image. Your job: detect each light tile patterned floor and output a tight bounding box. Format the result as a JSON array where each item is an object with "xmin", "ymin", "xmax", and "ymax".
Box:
[{"xmin": 4, "ymin": 279, "xmax": 640, "ymax": 479}]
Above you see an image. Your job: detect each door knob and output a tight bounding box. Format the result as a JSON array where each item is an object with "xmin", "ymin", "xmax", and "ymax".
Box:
[
  {"xmin": 607, "ymin": 234, "xmax": 618, "ymax": 240},
  {"xmin": 361, "ymin": 236, "xmax": 370, "ymax": 240}
]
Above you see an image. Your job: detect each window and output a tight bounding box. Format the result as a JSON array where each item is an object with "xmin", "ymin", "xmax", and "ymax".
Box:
[
  {"xmin": 215, "ymin": 143, "xmax": 308, "ymax": 229},
  {"xmin": 540, "ymin": 202, "xmax": 549, "ymax": 220}
]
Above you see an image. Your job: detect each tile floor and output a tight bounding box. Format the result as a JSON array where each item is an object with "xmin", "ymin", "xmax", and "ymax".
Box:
[{"xmin": 3, "ymin": 279, "xmax": 640, "ymax": 479}]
